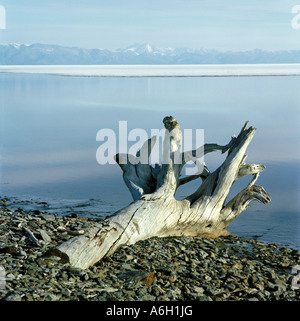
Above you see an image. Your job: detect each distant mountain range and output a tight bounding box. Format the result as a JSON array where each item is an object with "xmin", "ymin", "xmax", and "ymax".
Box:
[{"xmin": 1, "ymin": 43, "xmax": 300, "ymax": 65}]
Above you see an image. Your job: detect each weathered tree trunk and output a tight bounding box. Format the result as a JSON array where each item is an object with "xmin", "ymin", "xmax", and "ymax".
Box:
[{"xmin": 51, "ymin": 117, "xmax": 270, "ymax": 269}]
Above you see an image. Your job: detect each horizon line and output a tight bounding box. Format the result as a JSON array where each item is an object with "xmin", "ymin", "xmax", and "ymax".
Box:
[{"xmin": 1, "ymin": 64, "xmax": 300, "ymax": 77}]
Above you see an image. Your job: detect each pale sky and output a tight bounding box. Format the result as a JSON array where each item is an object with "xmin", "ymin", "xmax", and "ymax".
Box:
[{"xmin": 0, "ymin": 0, "xmax": 299, "ymax": 51}]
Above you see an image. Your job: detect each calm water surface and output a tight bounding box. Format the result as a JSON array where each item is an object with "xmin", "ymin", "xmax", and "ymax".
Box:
[{"xmin": 1, "ymin": 73, "xmax": 299, "ymax": 249}]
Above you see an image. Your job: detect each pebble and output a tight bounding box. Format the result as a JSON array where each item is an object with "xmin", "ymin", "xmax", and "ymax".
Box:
[
  {"xmin": 0, "ymin": 196, "xmax": 299, "ymax": 301},
  {"xmin": 117, "ymin": 270, "xmax": 149, "ymax": 282},
  {"xmin": 39, "ymin": 229, "xmax": 52, "ymax": 243}
]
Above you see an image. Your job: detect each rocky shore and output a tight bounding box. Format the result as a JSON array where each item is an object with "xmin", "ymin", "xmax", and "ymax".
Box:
[{"xmin": 0, "ymin": 197, "xmax": 299, "ymax": 301}]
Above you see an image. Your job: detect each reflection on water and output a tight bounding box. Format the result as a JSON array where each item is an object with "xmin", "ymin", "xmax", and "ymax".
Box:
[{"xmin": 1, "ymin": 73, "xmax": 299, "ymax": 249}]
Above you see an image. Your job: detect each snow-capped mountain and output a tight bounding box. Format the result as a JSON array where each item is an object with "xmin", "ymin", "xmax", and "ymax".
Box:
[
  {"xmin": 123, "ymin": 43, "xmax": 156, "ymax": 54},
  {"xmin": 0, "ymin": 43, "xmax": 299, "ymax": 65},
  {"xmin": 121, "ymin": 43, "xmax": 176, "ymax": 56}
]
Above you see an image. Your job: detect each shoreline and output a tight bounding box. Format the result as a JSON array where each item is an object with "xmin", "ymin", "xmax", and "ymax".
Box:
[
  {"xmin": 1, "ymin": 64, "xmax": 300, "ymax": 77},
  {"xmin": 0, "ymin": 197, "xmax": 299, "ymax": 301}
]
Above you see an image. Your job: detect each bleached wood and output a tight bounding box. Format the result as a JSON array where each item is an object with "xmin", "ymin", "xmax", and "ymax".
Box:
[{"xmin": 52, "ymin": 117, "xmax": 271, "ymax": 269}]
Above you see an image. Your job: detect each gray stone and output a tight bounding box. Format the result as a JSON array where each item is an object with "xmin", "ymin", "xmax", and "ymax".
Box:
[
  {"xmin": 42, "ymin": 214, "xmax": 56, "ymax": 222},
  {"xmin": 4, "ymin": 294, "xmax": 23, "ymax": 301},
  {"xmin": 198, "ymin": 249, "xmax": 208, "ymax": 259},
  {"xmin": 39, "ymin": 229, "xmax": 52, "ymax": 243},
  {"xmin": 168, "ymin": 287, "xmax": 182, "ymax": 299},
  {"xmin": 196, "ymin": 295, "xmax": 213, "ymax": 301},
  {"xmin": 117, "ymin": 270, "xmax": 149, "ymax": 282},
  {"xmin": 193, "ymin": 286, "xmax": 205, "ymax": 295},
  {"xmin": 139, "ymin": 293, "xmax": 156, "ymax": 301},
  {"xmin": 121, "ymin": 263, "xmax": 133, "ymax": 270},
  {"xmin": 46, "ymin": 294, "xmax": 60, "ymax": 301}
]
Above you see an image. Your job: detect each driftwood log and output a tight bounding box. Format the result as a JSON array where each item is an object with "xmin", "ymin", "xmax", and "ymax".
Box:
[{"xmin": 50, "ymin": 116, "xmax": 270, "ymax": 269}]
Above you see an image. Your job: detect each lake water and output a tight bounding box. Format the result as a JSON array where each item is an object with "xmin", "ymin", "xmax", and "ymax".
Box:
[{"xmin": 1, "ymin": 70, "xmax": 299, "ymax": 249}]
